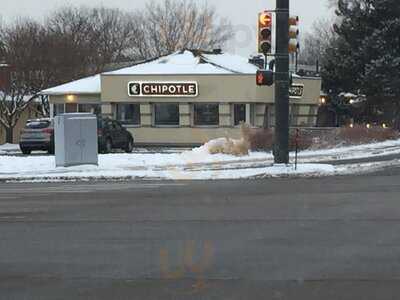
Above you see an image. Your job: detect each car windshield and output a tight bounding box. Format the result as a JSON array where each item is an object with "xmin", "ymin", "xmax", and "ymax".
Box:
[{"xmin": 25, "ymin": 121, "xmax": 51, "ymax": 129}]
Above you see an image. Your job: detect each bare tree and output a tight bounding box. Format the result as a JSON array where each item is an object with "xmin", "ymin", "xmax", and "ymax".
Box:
[
  {"xmin": 298, "ymin": 18, "xmax": 336, "ymax": 66},
  {"xmin": 0, "ymin": 16, "xmax": 4, "ymax": 60},
  {"xmin": 131, "ymin": 0, "xmax": 234, "ymax": 60},
  {"xmin": 47, "ymin": 6, "xmax": 138, "ymax": 74},
  {"xmin": 0, "ymin": 19, "xmax": 46, "ymax": 142},
  {"xmin": 88, "ymin": 7, "xmax": 138, "ymax": 72}
]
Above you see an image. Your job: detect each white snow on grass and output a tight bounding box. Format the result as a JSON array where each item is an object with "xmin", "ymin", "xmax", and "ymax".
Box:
[
  {"xmin": 297, "ymin": 138, "xmax": 400, "ymax": 162},
  {"xmin": 1, "ymin": 138, "xmax": 400, "ymax": 182}
]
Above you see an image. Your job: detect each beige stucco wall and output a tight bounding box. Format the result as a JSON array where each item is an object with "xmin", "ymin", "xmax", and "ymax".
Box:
[
  {"xmin": 49, "ymin": 94, "xmax": 101, "ymax": 104},
  {"xmin": 101, "ymin": 74, "xmax": 274, "ymax": 103},
  {"xmin": 128, "ymin": 127, "xmax": 242, "ymax": 146},
  {"xmin": 45, "ymin": 73, "xmax": 321, "ymax": 146},
  {"xmin": 101, "ymin": 74, "xmax": 321, "ymax": 105}
]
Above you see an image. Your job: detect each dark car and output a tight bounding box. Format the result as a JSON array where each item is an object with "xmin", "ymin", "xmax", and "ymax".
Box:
[
  {"xmin": 19, "ymin": 117, "xmax": 134, "ymax": 155},
  {"xmin": 97, "ymin": 118, "xmax": 134, "ymax": 154},
  {"xmin": 19, "ymin": 118, "xmax": 55, "ymax": 155}
]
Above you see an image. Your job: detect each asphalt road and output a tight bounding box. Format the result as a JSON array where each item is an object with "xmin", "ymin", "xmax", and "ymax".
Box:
[{"xmin": 1, "ymin": 171, "xmax": 400, "ymax": 299}]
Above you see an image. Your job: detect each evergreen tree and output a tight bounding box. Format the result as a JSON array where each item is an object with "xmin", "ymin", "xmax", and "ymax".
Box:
[{"xmin": 322, "ymin": 0, "xmax": 400, "ymax": 126}]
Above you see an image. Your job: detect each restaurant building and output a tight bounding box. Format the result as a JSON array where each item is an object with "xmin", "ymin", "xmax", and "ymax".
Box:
[{"xmin": 42, "ymin": 50, "xmax": 322, "ymax": 146}]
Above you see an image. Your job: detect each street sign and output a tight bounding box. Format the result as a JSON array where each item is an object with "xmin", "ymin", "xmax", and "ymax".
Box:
[{"xmin": 289, "ymin": 84, "xmax": 304, "ymax": 98}]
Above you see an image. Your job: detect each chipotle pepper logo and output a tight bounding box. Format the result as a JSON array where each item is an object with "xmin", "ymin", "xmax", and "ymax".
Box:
[{"xmin": 128, "ymin": 81, "xmax": 198, "ymax": 97}]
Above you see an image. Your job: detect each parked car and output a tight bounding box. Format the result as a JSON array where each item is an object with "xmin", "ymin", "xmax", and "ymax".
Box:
[
  {"xmin": 97, "ymin": 117, "xmax": 134, "ymax": 154},
  {"xmin": 19, "ymin": 117, "xmax": 134, "ymax": 155},
  {"xmin": 19, "ymin": 118, "xmax": 55, "ymax": 155}
]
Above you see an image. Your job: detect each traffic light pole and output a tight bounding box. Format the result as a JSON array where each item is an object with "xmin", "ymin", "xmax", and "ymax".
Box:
[{"xmin": 274, "ymin": 0, "xmax": 290, "ymax": 164}]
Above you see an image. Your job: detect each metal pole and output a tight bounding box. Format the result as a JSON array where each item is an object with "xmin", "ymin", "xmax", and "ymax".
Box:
[
  {"xmin": 274, "ymin": 0, "xmax": 290, "ymax": 164},
  {"xmin": 295, "ymin": 128, "xmax": 299, "ymax": 170}
]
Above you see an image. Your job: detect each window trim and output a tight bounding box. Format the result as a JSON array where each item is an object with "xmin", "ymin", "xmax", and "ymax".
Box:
[
  {"xmin": 232, "ymin": 103, "xmax": 247, "ymax": 127},
  {"xmin": 152, "ymin": 103, "xmax": 180, "ymax": 128},
  {"xmin": 78, "ymin": 103, "xmax": 101, "ymax": 114},
  {"xmin": 52, "ymin": 103, "xmax": 101, "ymax": 117},
  {"xmin": 114, "ymin": 103, "xmax": 141, "ymax": 127},
  {"xmin": 192, "ymin": 103, "xmax": 220, "ymax": 128},
  {"xmin": 232, "ymin": 103, "xmax": 256, "ymax": 128}
]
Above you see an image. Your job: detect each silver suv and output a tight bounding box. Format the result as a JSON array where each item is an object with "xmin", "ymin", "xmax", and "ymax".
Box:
[{"xmin": 19, "ymin": 118, "xmax": 55, "ymax": 155}]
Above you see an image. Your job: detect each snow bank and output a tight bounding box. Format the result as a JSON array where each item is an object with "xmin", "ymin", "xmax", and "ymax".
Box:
[
  {"xmin": 0, "ymin": 144, "xmax": 20, "ymax": 155},
  {"xmin": 197, "ymin": 138, "xmax": 249, "ymax": 156},
  {"xmin": 1, "ymin": 138, "xmax": 400, "ymax": 182}
]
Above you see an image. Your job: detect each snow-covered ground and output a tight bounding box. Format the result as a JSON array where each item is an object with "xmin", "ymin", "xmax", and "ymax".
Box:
[
  {"xmin": 0, "ymin": 143, "xmax": 20, "ymax": 155},
  {"xmin": 1, "ymin": 139, "xmax": 400, "ymax": 182}
]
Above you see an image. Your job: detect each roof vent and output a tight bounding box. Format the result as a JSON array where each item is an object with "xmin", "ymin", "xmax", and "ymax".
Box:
[{"xmin": 248, "ymin": 55, "xmax": 264, "ymax": 69}]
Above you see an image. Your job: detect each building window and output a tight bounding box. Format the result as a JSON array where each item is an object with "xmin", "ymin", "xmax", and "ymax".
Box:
[
  {"xmin": 54, "ymin": 104, "xmax": 65, "ymax": 116},
  {"xmin": 233, "ymin": 104, "xmax": 246, "ymax": 126},
  {"xmin": 78, "ymin": 104, "xmax": 101, "ymax": 115},
  {"xmin": 193, "ymin": 104, "xmax": 219, "ymax": 126},
  {"xmin": 154, "ymin": 103, "xmax": 179, "ymax": 126},
  {"xmin": 65, "ymin": 103, "xmax": 78, "ymax": 113},
  {"xmin": 115, "ymin": 104, "xmax": 140, "ymax": 126}
]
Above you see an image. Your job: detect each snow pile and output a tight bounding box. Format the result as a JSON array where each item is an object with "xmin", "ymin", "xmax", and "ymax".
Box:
[
  {"xmin": 0, "ymin": 147, "xmax": 333, "ymax": 181},
  {"xmin": 1, "ymin": 138, "xmax": 400, "ymax": 182},
  {"xmin": 160, "ymin": 164, "xmax": 335, "ymax": 181},
  {"xmin": 198, "ymin": 138, "xmax": 249, "ymax": 156},
  {"xmin": 0, "ymin": 144, "xmax": 20, "ymax": 155},
  {"xmin": 0, "ymin": 153, "xmax": 334, "ymax": 181}
]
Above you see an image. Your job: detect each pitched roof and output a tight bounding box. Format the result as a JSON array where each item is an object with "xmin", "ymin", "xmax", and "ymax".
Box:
[
  {"xmin": 41, "ymin": 50, "xmax": 259, "ymax": 95},
  {"xmin": 104, "ymin": 50, "xmax": 259, "ymax": 75},
  {"xmin": 41, "ymin": 74, "xmax": 101, "ymax": 95}
]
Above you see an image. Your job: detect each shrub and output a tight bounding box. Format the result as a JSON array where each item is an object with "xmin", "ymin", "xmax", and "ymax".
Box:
[
  {"xmin": 240, "ymin": 124, "xmax": 399, "ymax": 152},
  {"xmin": 338, "ymin": 125, "xmax": 399, "ymax": 144}
]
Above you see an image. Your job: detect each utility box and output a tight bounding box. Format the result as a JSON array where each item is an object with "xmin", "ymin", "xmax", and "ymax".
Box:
[{"xmin": 54, "ymin": 113, "xmax": 98, "ymax": 167}]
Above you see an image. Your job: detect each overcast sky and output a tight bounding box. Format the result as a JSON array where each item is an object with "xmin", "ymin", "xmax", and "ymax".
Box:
[{"xmin": 1, "ymin": 0, "xmax": 334, "ymax": 56}]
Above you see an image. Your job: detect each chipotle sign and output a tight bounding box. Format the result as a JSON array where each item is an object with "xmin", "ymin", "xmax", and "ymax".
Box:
[{"xmin": 128, "ymin": 81, "xmax": 198, "ymax": 97}]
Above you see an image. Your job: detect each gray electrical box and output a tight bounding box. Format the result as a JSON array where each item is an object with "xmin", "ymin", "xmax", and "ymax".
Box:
[{"xmin": 54, "ymin": 113, "xmax": 98, "ymax": 167}]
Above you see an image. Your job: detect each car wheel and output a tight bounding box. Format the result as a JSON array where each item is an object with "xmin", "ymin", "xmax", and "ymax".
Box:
[
  {"xmin": 21, "ymin": 148, "xmax": 31, "ymax": 155},
  {"xmin": 105, "ymin": 138, "xmax": 113, "ymax": 154},
  {"xmin": 125, "ymin": 139, "xmax": 134, "ymax": 153}
]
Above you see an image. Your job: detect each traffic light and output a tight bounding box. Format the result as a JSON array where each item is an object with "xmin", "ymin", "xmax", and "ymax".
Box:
[
  {"xmin": 288, "ymin": 16, "xmax": 300, "ymax": 54},
  {"xmin": 256, "ymin": 70, "xmax": 274, "ymax": 86},
  {"xmin": 258, "ymin": 11, "xmax": 273, "ymax": 54}
]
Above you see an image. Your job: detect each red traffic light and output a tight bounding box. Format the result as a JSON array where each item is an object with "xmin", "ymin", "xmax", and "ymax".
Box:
[
  {"xmin": 257, "ymin": 72, "xmax": 265, "ymax": 85},
  {"xmin": 256, "ymin": 70, "xmax": 274, "ymax": 86}
]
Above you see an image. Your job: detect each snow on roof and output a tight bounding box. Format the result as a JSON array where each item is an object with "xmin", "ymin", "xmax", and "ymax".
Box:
[
  {"xmin": 41, "ymin": 74, "xmax": 101, "ymax": 95},
  {"xmin": 201, "ymin": 53, "xmax": 259, "ymax": 74},
  {"xmin": 104, "ymin": 50, "xmax": 259, "ymax": 76},
  {"xmin": 41, "ymin": 50, "xmax": 262, "ymax": 95}
]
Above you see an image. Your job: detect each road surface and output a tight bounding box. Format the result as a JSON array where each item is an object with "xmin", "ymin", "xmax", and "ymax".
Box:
[{"xmin": 1, "ymin": 170, "xmax": 400, "ymax": 299}]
